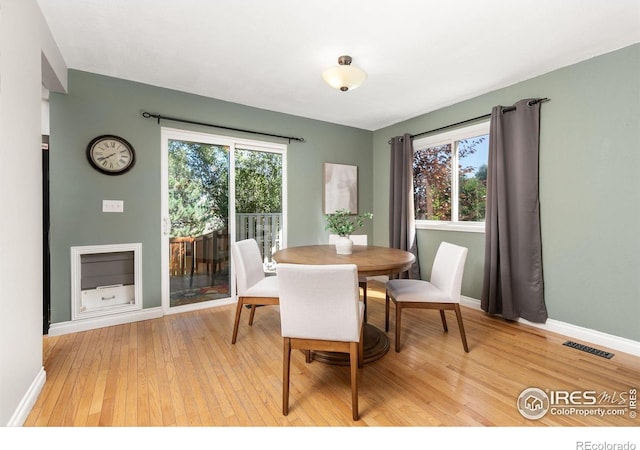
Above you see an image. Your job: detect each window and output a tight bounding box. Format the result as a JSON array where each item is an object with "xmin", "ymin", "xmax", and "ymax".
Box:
[{"xmin": 413, "ymin": 121, "xmax": 489, "ymax": 232}]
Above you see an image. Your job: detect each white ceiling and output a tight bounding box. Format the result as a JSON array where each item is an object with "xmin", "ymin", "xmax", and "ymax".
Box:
[{"xmin": 36, "ymin": 0, "xmax": 640, "ymax": 131}]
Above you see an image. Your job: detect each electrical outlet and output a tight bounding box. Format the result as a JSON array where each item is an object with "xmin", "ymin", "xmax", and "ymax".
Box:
[{"xmin": 102, "ymin": 200, "xmax": 124, "ymax": 213}]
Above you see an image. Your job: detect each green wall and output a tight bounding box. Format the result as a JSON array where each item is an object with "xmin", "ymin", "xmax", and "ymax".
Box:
[
  {"xmin": 51, "ymin": 44, "xmax": 639, "ymax": 342},
  {"xmin": 49, "ymin": 70, "xmax": 372, "ymax": 323},
  {"xmin": 373, "ymin": 44, "xmax": 640, "ymax": 341}
]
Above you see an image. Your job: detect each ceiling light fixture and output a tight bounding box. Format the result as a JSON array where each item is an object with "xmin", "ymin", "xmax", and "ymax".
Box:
[{"xmin": 322, "ymin": 55, "xmax": 367, "ymax": 92}]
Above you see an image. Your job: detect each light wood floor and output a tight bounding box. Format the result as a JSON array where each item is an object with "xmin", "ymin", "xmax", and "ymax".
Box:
[{"xmin": 25, "ymin": 281, "xmax": 639, "ymax": 427}]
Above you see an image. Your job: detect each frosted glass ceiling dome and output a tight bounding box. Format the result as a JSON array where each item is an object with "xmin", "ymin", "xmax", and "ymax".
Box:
[{"xmin": 322, "ymin": 55, "xmax": 367, "ymax": 92}]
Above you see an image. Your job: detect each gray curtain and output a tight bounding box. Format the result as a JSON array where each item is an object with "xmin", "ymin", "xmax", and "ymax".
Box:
[
  {"xmin": 389, "ymin": 134, "xmax": 420, "ymax": 279},
  {"xmin": 481, "ymin": 99, "xmax": 547, "ymax": 322}
]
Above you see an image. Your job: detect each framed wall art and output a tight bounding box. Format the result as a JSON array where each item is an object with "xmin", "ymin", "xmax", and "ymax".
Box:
[{"xmin": 323, "ymin": 163, "xmax": 358, "ymax": 214}]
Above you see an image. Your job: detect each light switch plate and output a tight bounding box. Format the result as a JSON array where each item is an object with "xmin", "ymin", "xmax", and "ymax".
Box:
[{"xmin": 103, "ymin": 200, "xmax": 124, "ymax": 213}]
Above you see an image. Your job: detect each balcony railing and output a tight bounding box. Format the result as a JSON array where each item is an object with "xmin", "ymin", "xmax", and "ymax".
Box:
[
  {"xmin": 236, "ymin": 213, "xmax": 282, "ymax": 262},
  {"xmin": 169, "ymin": 213, "xmax": 283, "ymax": 276}
]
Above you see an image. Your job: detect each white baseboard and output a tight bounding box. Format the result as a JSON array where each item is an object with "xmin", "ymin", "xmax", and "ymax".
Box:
[
  {"xmin": 372, "ymin": 276, "xmax": 638, "ymax": 357},
  {"xmin": 46, "ymin": 291, "xmax": 640, "ymax": 356},
  {"xmin": 460, "ymin": 296, "xmax": 640, "ymax": 357},
  {"xmin": 6, "ymin": 367, "xmax": 46, "ymax": 426},
  {"xmin": 47, "ymin": 307, "xmax": 163, "ymax": 336}
]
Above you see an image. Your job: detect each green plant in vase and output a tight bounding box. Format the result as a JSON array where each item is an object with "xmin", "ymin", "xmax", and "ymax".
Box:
[
  {"xmin": 325, "ymin": 209, "xmax": 373, "ymax": 254},
  {"xmin": 325, "ymin": 209, "xmax": 373, "ymax": 236}
]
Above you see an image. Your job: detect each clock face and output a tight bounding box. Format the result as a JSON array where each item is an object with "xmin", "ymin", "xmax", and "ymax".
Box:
[{"xmin": 87, "ymin": 135, "xmax": 136, "ymax": 175}]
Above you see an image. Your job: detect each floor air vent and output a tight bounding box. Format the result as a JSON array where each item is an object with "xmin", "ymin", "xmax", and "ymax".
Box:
[{"xmin": 563, "ymin": 341, "xmax": 614, "ymax": 359}]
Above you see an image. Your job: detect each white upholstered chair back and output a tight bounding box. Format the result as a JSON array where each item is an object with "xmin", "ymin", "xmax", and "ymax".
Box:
[
  {"xmin": 328, "ymin": 234, "xmax": 368, "ymax": 245},
  {"xmin": 229, "ymin": 239, "xmax": 279, "ymax": 344},
  {"xmin": 277, "ymin": 263, "xmax": 364, "ymax": 342},
  {"xmin": 430, "ymin": 242, "xmax": 468, "ymax": 303},
  {"xmin": 231, "ymin": 239, "xmax": 266, "ymax": 295}
]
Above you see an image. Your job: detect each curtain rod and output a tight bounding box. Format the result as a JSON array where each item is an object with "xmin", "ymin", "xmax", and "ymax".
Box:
[
  {"xmin": 141, "ymin": 112, "xmax": 305, "ymax": 143},
  {"xmin": 392, "ymin": 98, "xmax": 549, "ymax": 143}
]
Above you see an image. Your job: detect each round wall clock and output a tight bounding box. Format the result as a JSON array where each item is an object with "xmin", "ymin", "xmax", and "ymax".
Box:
[{"xmin": 86, "ymin": 135, "xmax": 136, "ymax": 175}]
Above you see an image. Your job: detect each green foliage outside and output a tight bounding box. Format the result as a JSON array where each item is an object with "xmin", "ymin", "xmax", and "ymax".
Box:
[
  {"xmin": 168, "ymin": 140, "xmax": 282, "ymax": 238},
  {"xmin": 413, "ymin": 137, "xmax": 487, "ymax": 222},
  {"xmin": 234, "ymin": 148, "xmax": 282, "ymax": 214},
  {"xmin": 459, "ymin": 162, "xmax": 487, "ymax": 221}
]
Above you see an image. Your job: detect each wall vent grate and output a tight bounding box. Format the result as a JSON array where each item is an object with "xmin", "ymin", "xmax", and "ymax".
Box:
[{"xmin": 563, "ymin": 341, "xmax": 614, "ymax": 359}]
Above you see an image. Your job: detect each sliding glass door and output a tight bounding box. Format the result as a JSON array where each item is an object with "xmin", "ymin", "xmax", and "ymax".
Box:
[
  {"xmin": 234, "ymin": 146, "xmax": 284, "ymax": 269},
  {"xmin": 161, "ymin": 128, "xmax": 286, "ymax": 312}
]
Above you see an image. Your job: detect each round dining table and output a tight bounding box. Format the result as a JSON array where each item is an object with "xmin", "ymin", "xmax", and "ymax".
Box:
[{"xmin": 272, "ymin": 244, "xmax": 415, "ymax": 365}]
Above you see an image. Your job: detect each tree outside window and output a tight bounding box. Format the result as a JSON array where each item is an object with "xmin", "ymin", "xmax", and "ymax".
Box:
[
  {"xmin": 413, "ymin": 123, "xmax": 489, "ymax": 225},
  {"xmin": 168, "ymin": 141, "xmax": 282, "ymax": 238}
]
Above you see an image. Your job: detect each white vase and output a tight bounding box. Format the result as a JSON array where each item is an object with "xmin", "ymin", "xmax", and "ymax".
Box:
[{"xmin": 335, "ymin": 236, "xmax": 353, "ymax": 255}]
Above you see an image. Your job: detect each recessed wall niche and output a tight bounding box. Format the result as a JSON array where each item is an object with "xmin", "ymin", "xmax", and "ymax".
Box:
[{"xmin": 71, "ymin": 243, "xmax": 143, "ymax": 320}]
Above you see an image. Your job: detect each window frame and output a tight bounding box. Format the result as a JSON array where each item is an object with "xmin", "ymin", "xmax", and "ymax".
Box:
[
  {"xmin": 160, "ymin": 127, "xmax": 287, "ymax": 313},
  {"xmin": 413, "ymin": 121, "xmax": 490, "ymax": 233}
]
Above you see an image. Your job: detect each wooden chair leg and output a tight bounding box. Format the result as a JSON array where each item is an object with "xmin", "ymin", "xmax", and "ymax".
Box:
[
  {"xmin": 350, "ymin": 341, "xmax": 359, "ymax": 421},
  {"xmin": 454, "ymin": 304, "xmax": 470, "ymax": 353},
  {"xmin": 283, "ymin": 337, "xmax": 291, "ymax": 416},
  {"xmin": 231, "ymin": 297, "xmax": 244, "ymax": 344},
  {"xmin": 439, "ymin": 310, "xmax": 448, "ymax": 332},
  {"xmin": 304, "ymin": 350, "xmax": 312, "ymax": 363},
  {"xmin": 360, "ymin": 282, "xmax": 368, "ymax": 323},
  {"xmin": 395, "ymin": 302, "xmax": 402, "ymax": 352},
  {"xmin": 385, "ymin": 294, "xmax": 390, "ymax": 332},
  {"xmin": 248, "ymin": 304, "xmax": 257, "ymax": 326},
  {"xmin": 358, "ymin": 325, "xmax": 364, "ymax": 368},
  {"xmin": 364, "ymin": 295, "xmax": 368, "ymax": 323}
]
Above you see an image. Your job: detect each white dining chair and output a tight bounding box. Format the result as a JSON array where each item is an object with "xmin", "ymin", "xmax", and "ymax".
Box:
[
  {"xmin": 385, "ymin": 241, "xmax": 469, "ymax": 353},
  {"xmin": 230, "ymin": 239, "xmax": 279, "ymax": 344},
  {"xmin": 277, "ymin": 263, "xmax": 365, "ymax": 420},
  {"xmin": 328, "ymin": 234, "xmax": 370, "ymax": 321}
]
